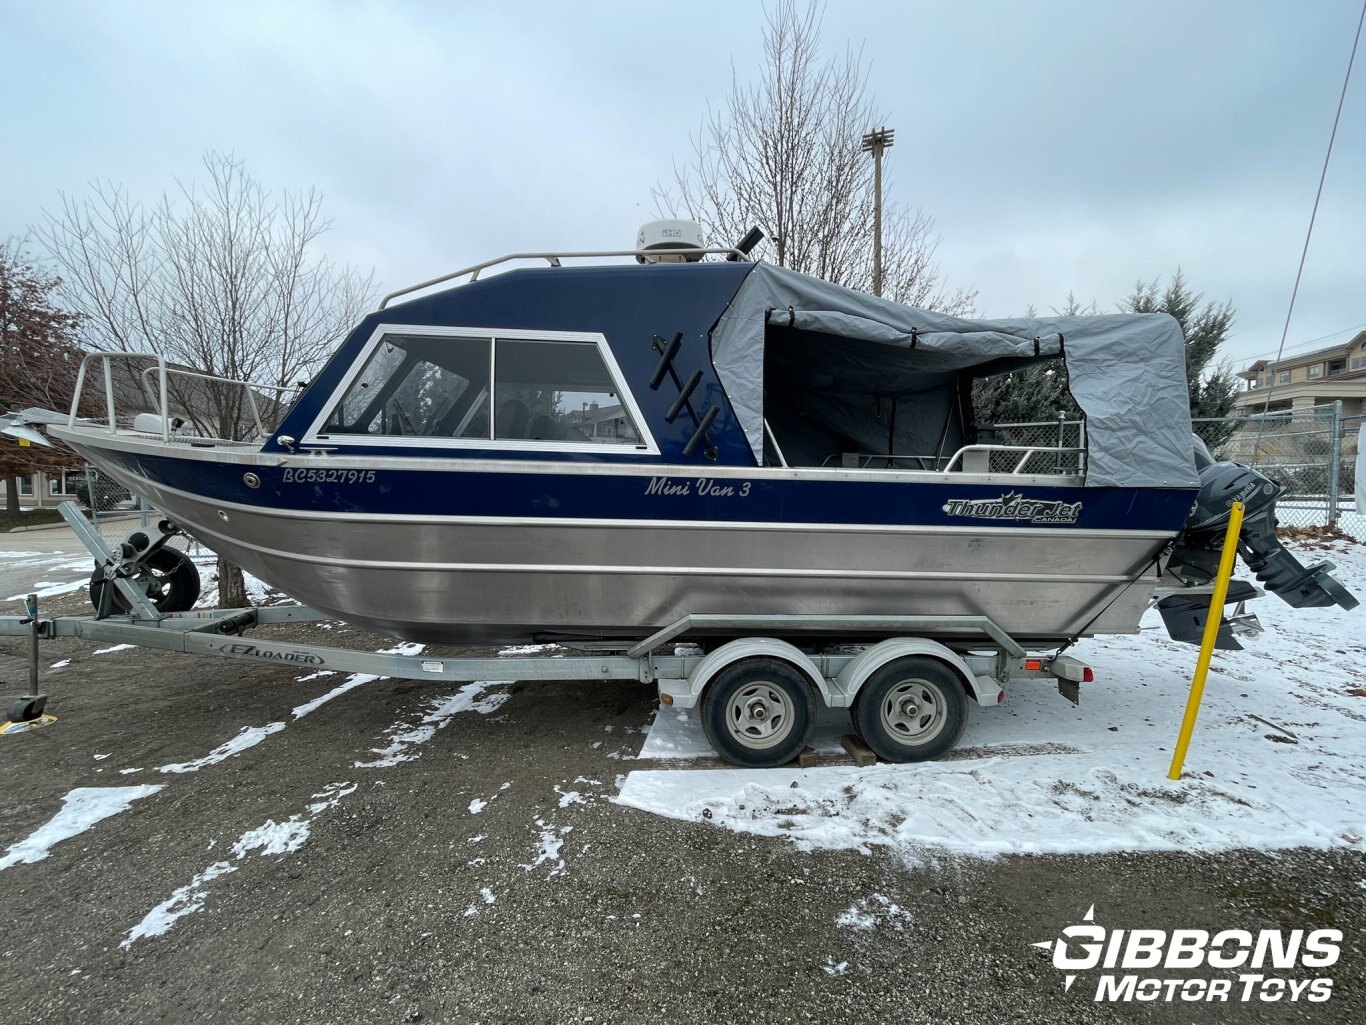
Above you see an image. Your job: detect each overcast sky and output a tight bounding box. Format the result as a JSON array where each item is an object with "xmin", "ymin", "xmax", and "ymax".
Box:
[{"xmin": 2, "ymin": 0, "xmax": 1362, "ymax": 370}]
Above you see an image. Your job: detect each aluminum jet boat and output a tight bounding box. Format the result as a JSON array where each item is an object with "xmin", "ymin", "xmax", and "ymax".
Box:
[{"xmin": 52, "ymin": 230, "xmax": 1356, "ymax": 647}]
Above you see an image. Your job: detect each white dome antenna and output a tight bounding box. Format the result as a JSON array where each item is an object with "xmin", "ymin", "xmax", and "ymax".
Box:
[{"xmin": 635, "ymin": 219, "xmax": 705, "ymax": 263}]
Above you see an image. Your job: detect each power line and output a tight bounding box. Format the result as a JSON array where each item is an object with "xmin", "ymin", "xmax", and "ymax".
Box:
[{"xmin": 1253, "ymin": 0, "xmax": 1365, "ymax": 449}]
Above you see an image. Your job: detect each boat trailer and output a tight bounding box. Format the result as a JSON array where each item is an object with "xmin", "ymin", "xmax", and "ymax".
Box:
[{"xmin": 0, "ymin": 505, "xmax": 1092, "ymax": 766}]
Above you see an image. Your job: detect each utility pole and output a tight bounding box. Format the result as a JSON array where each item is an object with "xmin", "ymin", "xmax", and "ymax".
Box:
[{"xmin": 860, "ymin": 127, "xmax": 895, "ymax": 296}]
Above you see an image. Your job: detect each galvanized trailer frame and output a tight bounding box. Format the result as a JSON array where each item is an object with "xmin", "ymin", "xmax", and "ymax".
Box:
[{"xmin": 0, "ymin": 503, "xmax": 1090, "ymax": 764}]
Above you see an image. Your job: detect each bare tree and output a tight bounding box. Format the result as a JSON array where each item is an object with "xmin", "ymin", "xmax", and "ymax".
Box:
[
  {"xmin": 40, "ymin": 153, "xmax": 374, "ymax": 606},
  {"xmin": 0, "ymin": 239, "xmax": 87, "ymax": 520},
  {"xmin": 656, "ymin": 0, "xmax": 975, "ymax": 313}
]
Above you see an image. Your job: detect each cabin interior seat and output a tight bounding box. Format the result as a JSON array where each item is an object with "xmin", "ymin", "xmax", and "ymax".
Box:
[{"xmin": 495, "ymin": 399, "xmax": 530, "ymax": 439}]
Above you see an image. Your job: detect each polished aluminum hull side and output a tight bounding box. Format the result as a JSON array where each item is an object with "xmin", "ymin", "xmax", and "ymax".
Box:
[{"xmin": 58, "ymin": 429, "xmax": 1178, "ymax": 646}]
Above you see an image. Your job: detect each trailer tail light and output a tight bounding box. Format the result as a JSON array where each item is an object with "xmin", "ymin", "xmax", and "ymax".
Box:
[{"xmin": 1083, "ymin": 667, "xmax": 1094, "ymax": 683}]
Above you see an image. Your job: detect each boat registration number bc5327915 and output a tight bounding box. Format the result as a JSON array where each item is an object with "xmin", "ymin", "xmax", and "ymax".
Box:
[
  {"xmin": 645, "ymin": 476, "xmax": 752, "ymax": 498},
  {"xmin": 281, "ymin": 468, "xmax": 377, "ymax": 484}
]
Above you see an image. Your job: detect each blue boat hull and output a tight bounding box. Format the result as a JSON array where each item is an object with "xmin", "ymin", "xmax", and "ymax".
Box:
[{"xmin": 57, "ymin": 428, "xmax": 1195, "ymax": 645}]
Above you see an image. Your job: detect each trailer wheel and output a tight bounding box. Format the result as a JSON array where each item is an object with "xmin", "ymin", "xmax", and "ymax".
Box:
[
  {"xmin": 853, "ymin": 657, "xmax": 968, "ymax": 763},
  {"xmin": 701, "ymin": 658, "xmax": 815, "ymax": 768},
  {"xmin": 90, "ymin": 548, "xmax": 201, "ymax": 614}
]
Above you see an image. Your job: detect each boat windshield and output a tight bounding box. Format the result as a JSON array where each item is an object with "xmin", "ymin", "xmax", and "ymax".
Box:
[{"xmin": 321, "ymin": 331, "xmax": 642, "ymax": 445}]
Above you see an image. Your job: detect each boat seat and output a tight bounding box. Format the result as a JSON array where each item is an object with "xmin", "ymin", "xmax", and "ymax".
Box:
[
  {"xmin": 527, "ymin": 413, "xmax": 556, "ymax": 440},
  {"xmin": 495, "ymin": 399, "xmax": 530, "ymax": 439}
]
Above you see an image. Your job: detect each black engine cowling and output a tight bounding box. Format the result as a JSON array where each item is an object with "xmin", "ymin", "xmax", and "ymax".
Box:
[{"xmin": 1168, "ymin": 438, "xmax": 1358, "ymax": 611}]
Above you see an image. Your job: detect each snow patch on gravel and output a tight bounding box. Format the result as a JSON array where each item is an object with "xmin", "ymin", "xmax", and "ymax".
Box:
[
  {"xmin": 157, "ymin": 723, "xmax": 286, "ymax": 773},
  {"xmin": 521, "ymin": 819, "xmax": 571, "ymax": 876},
  {"xmin": 0, "ymin": 786, "xmax": 164, "ymax": 871},
  {"xmin": 354, "ymin": 683, "xmax": 509, "ymax": 768},
  {"xmin": 121, "ymin": 782, "xmax": 356, "ymax": 947}
]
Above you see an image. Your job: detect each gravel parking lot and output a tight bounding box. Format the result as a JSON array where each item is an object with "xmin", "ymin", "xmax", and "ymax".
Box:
[{"xmin": 1, "ymin": 600, "xmax": 1363, "ymax": 1025}]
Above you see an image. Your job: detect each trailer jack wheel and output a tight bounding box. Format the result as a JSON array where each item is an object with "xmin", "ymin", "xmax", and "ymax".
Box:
[
  {"xmin": 701, "ymin": 657, "xmax": 815, "ymax": 768},
  {"xmin": 6, "ymin": 695, "xmax": 48, "ymax": 723}
]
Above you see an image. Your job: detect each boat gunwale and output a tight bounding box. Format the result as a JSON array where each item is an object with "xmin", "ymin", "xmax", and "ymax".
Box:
[{"xmin": 51, "ymin": 422, "xmax": 1111, "ymax": 490}]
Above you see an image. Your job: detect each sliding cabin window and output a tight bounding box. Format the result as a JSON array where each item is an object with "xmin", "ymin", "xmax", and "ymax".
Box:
[
  {"xmin": 313, "ymin": 326, "xmax": 654, "ymax": 453},
  {"xmin": 492, "ymin": 338, "xmax": 642, "ymax": 445}
]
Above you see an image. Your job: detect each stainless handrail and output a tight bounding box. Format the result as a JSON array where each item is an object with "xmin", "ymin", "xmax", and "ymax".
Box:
[
  {"xmin": 68, "ymin": 351, "xmax": 293, "ymax": 444},
  {"xmin": 942, "ymin": 444, "xmax": 1083, "ymax": 475},
  {"xmin": 379, "ymin": 247, "xmax": 748, "ymax": 309},
  {"xmin": 815, "ymin": 443, "xmax": 1085, "ymax": 474},
  {"xmin": 137, "ymin": 365, "xmax": 295, "ymax": 440},
  {"xmin": 70, "ymin": 352, "xmax": 172, "ymax": 440}
]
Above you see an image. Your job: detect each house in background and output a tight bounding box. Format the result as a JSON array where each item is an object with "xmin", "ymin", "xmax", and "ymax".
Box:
[
  {"xmin": 564, "ymin": 401, "xmax": 641, "ymax": 443},
  {"xmin": 1235, "ymin": 330, "xmax": 1366, "ymax": 415},
  {"xmin": 14, "ymin": 465, "xmax": 88, "ymax": 510}
]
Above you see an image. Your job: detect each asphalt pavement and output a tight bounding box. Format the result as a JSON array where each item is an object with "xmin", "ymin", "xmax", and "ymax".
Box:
[{"xmin": 1, "ymin": 523, "xmax": 94, "ymax": 603}]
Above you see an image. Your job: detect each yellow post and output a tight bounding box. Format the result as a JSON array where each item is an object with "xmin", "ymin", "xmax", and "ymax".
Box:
[{"xmin": 1168, "ymin": 500, "xmax": 1246, "ymax": 780}]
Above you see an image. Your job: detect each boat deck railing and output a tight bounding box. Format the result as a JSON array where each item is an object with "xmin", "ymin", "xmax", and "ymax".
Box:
[
  {"xmin": 809, "ymin": 420, "xmax": 1087, "ymax": 476},
  {"xmin": 69, "ymin": 351, "xmax": 296, "ymax": 446},
  {"xmin": 378, "ymin": 246, "xmax": 749, "ymax": 309}
]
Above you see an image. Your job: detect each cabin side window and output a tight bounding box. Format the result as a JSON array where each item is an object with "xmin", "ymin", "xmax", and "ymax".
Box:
[
  {"xmin": 492, "ymin": 338, "xmax": 642, "ymax": 445},
  {"xmin": 316, "ymin": 328, "xmax": 650, "ymax": 450},
  {"xmin": 324, "ymin": 334, "xmax": 491, "ymax": 438}
]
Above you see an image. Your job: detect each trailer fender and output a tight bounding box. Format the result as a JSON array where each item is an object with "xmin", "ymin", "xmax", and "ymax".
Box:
[
  {"xmin": 834, "ymin": 638, "xmax": 1001, "ymax": 709},
  {"xmin": 663, "ymin": 638, "xmax": 830, "ymax": 711}
]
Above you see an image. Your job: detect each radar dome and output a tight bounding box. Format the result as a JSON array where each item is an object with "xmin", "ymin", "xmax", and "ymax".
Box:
[{"xmin": 635, "ymin": 219, "xmax": 705, "ymax": 263}]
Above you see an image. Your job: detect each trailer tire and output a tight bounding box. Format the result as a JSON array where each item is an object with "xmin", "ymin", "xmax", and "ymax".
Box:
[
  {"xmin": 701, "ymin": 657, "xmax": 815, "ymax": 768},
  {"xmin": 852, "ymin": 656, "xmax": 968, "ymax": 763},
  {"xmin": 90, "ymin": 548, "xmax": 201, "ymax": 615}
]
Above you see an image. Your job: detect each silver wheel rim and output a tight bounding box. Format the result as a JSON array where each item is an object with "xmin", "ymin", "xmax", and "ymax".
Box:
[
  {"xmin": 878, "ymin": 678, "xmax": 948, "ymax": 746},
  {"xmin": 724, "ymin": 682, "xmax": 796, "ymax": 750}
]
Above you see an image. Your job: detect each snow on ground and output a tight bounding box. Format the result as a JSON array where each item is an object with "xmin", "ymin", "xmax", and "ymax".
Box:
[
  {"xmin": 354, "ymin": 683, "xmax": 510, "ymax": 768},
  {"xmin": 520, "ymin": 819, "xmax": 571, "ymax": 876},
  {"xmin": 618, "ymin": 540, "xmax": 1366, "ymax": 861},
  {"xmin": 120, "ymin": 782, "xmax": 357, "ymax": 947},
  {"xmin": 189, "ymin": 556, "xmax": 272, "ymax": 609},
  {"xmin": 122, "ymin": 685, "xmax": 514, "ymax": 946},
  {"xmin": 2, "ymin": 550, "xmax": 95, "ymax": 601},
  {"xmin": 156, "ymin": 723, "xmax": 289, "ymax": 774},
  {"xmin": 0, "ymin": 786, "xmax": 163, "ymax": 871}
]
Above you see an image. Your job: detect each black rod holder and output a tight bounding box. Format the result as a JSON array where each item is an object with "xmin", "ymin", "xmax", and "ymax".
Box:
[
  {"xmin": 665, "ymin": 370, "xmax": 703, "ymax": 424},
  {"xmin": 682, "ymin": 405, "xmax": 720, "ymax": 457},
  {"xmin": 648, "ymin": 332, "xmax": 683, "ymax": 390}
]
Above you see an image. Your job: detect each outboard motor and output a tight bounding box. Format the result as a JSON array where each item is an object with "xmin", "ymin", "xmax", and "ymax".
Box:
[{"xmin": 1161, "ymin": 436, "xmax": 1358, "ymax": 648}]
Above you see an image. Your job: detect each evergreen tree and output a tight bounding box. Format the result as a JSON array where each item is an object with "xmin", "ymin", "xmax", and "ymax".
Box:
[{"xmin": 971, "ymin": 294, "xmax": 1093, "ymax": 424}]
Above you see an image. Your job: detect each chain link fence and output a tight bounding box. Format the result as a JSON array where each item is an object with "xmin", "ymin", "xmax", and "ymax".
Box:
[
  {"xmin": 1194, "ymin": 404, "xmax": 1364, "ymax": 540},
  {"xmin": 974, "ymin": 418, "xmax": 1086, "ymax": 474},
  {"xmin": 78, "ymin": 465, "xmax": 197, "ymax": 556}
]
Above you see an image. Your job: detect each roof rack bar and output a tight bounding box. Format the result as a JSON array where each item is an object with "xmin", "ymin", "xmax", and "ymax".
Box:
[{"xmin": 378, "ymin": 247, "xmax": 748, "ymax": 310}]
